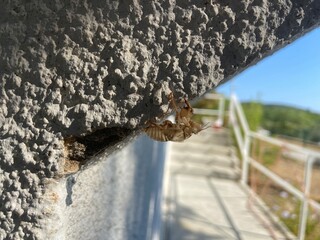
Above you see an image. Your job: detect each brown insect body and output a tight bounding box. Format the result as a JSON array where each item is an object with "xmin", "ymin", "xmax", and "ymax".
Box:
[{"xmin": 144, "ymin": 93, "xmax": 207, "ymax": 142}]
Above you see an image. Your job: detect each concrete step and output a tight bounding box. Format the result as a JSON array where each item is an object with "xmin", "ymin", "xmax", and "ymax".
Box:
[
  {"xmin": 189, "ymin": 128, "xmax": 232, "ymax": 145},
  {"xmin": 169, "ymin": 159, "xmax": 241, "ymax": 181},
  {"xmin": 170, "ymin": 151, "xmax": 239, "ymax": 168},
  {"xmin": 168, "ymin": 128, "xmax": 240, "ymax": 180},
  {"xmin": 171, "ymin": 141, "xmax": 233, "ymax": 157},
  {"xmin": 164, "ymin": 127, "xmax": 290, "ymax": 240}
]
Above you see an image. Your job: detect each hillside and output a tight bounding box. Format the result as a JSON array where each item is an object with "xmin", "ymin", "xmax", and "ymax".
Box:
[
  {"xmin": 193, "ymin": 96, "xmax": 320, "ymax": 143},
  {"xmin": 243, "ymin": 103, "xmax": 320, "ymax": 143}
]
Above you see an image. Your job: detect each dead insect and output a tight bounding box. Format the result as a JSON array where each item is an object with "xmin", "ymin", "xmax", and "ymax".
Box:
[{"xmin": 144, "ymin": 93, "xmax": 207, "ymax": 142}]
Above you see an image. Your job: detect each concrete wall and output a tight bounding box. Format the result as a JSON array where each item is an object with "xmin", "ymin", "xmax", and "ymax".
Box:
[
  {"xmin": 0, "ymin": 0, "xmax": 319, "ymax": 239},
  {"xmin": 54, "ymin": 136, "xmax": 166, "ymax": 240}
]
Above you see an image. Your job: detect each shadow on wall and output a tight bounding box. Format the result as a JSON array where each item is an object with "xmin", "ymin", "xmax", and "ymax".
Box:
[
  {"xmin": 125, "ymin": 136, "xmax": 167, "ymax": 240},
  {"xmin": 63, "ymin": 134, "xmax": 166, "ymax": 240}
]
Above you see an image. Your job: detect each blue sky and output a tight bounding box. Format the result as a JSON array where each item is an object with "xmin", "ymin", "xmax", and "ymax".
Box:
[{"xmin": 216, "ymin": 28, "xmax": 320, "ymax": 114}]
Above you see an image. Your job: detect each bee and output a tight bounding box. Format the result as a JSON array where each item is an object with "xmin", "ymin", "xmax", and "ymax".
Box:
[{"xmin": 144, "ymin": 93, "xmax": 206, "ymax": 142}]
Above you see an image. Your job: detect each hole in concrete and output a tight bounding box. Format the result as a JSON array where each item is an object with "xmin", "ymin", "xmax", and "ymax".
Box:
[{"xmin": 63, "ymin": 127, "xmax": 132, "ymax": 173}]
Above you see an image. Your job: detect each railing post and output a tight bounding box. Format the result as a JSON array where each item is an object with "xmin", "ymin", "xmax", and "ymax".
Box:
[
  {"xmin": 228, "ymin": 95, "xmax": 235, "ymax": 127},
  {"xmin": 298, "ymin": 155, "xmax": 314, "ymax": 240},
  {"xmin": 218, "ymin": 96, "xmax": 225, "ymax": 126},
  {"xmin": 241, "ymin": 133, "xmax": 251, "ymax": 185}
]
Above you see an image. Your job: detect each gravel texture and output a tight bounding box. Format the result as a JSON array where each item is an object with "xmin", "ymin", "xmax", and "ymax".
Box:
[{"xmin": 0, "ymin": 0, "xmax": 319, "ymax": 238}]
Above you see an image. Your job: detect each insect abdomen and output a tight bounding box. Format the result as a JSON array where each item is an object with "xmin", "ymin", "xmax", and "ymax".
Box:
[{"xmin": 145, "ymin": 126, "xmax": 170, "ymax": 142}]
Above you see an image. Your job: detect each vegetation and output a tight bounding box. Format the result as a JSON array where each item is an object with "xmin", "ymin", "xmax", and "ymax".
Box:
[
  {"xmin": 242, "ymin": 101, "xmax": 263, "ymax": 131},
  {"xmin": 193, "ymin": 94, "xmax": 320, "ymax": 143},
  {"xmin": 252, "ymin": 168, "xmax": 320, "ymax": 240},
  {"xmin": 241, "ymin": 103, "xmax": 320, "ymax": 143}
]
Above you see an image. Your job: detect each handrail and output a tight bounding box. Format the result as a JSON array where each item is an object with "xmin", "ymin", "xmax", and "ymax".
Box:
[
  {"xmin": 250, "ymin": 131, "xmax": 320, "ymax": 160},
  {"xmin": 229, "ymin": 94, "xmax": 251, "ymax": 184},
  {"xmin": 232, "ymin": 94, "xmax": 250, "ymax": 134},
  {"xmin": 229, "ymin": 93, "xmax": 320, "ymax": 240},
  {"xmin": 193, "ymin": 93, "xmax": 225, "ymax": 127}
]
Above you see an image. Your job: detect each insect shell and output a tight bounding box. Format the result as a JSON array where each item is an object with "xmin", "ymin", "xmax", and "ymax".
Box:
[{"xmin": 144, "ymin": 95, "xmax": 206, "ymax": 142}]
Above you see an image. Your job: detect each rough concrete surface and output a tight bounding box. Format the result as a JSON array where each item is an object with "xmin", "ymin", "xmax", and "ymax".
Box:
[{"xmin": 0, "ymin": 0, "xmax": 319, "ymax": 239}]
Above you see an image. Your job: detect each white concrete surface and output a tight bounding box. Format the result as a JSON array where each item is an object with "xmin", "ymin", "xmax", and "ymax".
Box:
[{"xmin": 56, "ymin": 135, "xmax": 167, "ymax": 240}]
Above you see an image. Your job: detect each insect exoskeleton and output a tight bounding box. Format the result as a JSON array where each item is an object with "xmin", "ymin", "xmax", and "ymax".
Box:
[
  {"xmin": 189, "ymin": 120, "xmax": 204, "ymax": 134},
  {"xmin": 144, "ymin": 92, "xmax": 207, "ymax": 142},
  {"xmin": 176, "ymin": 98, "xmax": 194, "ymax": 124},
  {"xmin": 144, "ymin": 120, "xmax": 177, "ymax": 141}
]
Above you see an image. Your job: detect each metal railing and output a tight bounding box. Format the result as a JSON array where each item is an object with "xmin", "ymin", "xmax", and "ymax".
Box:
[
  {"xmin": 193, "ymin": 93, "xmax": 225, "ymax": 127},
  {"xmin": 229, "ymin": 93, "xmax": 320, "ymax": 240}
]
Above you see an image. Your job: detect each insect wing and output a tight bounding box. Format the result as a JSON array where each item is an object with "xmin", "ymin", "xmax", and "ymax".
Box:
[
  {"xmin": 144, "ymin": 92, "xmax": 206, "ymax": 142},
  {"xmin": 145, "ymin": 125, "xmax": 170, "ymax": 142}
]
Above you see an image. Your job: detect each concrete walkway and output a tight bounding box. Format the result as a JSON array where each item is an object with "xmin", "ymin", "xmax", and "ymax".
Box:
[{"xmin": 163, "ymin": 128, "xmax": 289, "ymax": 240}]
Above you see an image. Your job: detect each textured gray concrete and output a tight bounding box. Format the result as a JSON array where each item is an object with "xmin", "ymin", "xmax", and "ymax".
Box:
[{"xmin": 0, "ymin": 0, "xmax": 320, "ymax": 238}]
